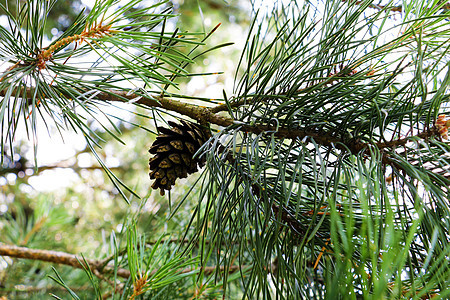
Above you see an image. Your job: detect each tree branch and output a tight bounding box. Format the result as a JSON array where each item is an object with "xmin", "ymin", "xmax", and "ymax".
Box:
[
  {"xmin": 0, "ymin": 243, "xmax": 130, "ymax": 278},
  {"xmin": 0, "ymin": 243, "xmax": 246, "ymax": 280},
  {"xmin": 98, "ymin": 91, "xmax": 441, "ymax": 151},
  {"xmin": 1, "ymin": 87, "xmax": 442, "ymax": 164}
]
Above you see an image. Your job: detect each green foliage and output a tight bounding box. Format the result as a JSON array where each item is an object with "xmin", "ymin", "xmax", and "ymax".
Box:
[
  {"xmin": 0, "ymin": 0, "xmax": 205, "ymax": 199},
  {"xmin": 1, "ymin": 0, "xmax": 450, "ymax": 299},
  {"xmin": 0, "ymin": 0, "xmax": 84, "ymax": 36},
  {"xmin": 185, "ymin": 0, "xmax": 450, "ymax": 298}
]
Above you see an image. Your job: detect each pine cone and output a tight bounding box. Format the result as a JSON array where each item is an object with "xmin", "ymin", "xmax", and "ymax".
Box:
[{"xmin": 149, "ymin": 120, "xmax": 211, "ymax": 195}]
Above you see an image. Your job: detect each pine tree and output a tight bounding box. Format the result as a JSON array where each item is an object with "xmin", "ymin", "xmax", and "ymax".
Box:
[{"xmin": 1, "ymin": 0, "xmax": 450, "ymax": 299}]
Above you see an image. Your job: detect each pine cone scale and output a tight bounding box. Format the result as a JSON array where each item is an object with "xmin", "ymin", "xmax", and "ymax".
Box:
[{"xmin": 170, "ymin": 140, "xmax": 184, "ymax": 150}]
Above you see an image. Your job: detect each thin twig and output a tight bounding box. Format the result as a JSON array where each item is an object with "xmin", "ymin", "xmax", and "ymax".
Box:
[
  {"xmin": 0, "ymin": 285, "xmax": 94, "ymax": 293},
  {"xmin": 20, "ymin": 217, "xmax": 47, "ymax": 245},
  {"xmin": 344, "ymin": 0, "xmax": 450, "ymax": 13}
]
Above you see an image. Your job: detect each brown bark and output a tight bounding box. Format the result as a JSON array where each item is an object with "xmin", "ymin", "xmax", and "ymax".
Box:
[
  {"xmin": 0, "ymin": 243, "xmax": 245, "ymax": 279},
  {"xmin": 0, "ymin": 243, "xmax": 130, "ymax": 278}
]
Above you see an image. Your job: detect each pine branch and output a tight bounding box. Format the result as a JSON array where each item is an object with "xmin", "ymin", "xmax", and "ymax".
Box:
[
  {"xmin": 0, "ymin": 243, "xmax": 130, "ymax": 278},
  {"xmin": 1, "ymin": 87, "xmax": 444, "ymax": 168},
  {"xmin": 0, "ymin": 243, "xmax": 246, "ymax": 279},
  {"xmin": 98, "ymin": 90, "xmax": 444, "ymax": 166},
  {"xmin": 54, "ymin": 89, "xmax": 444, "ymax": 154}
]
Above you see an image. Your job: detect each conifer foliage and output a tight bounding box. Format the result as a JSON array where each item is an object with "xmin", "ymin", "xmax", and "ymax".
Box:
[{"xmin": 1, "ymin": 0, "xmax": 450, "ymax": 299}]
